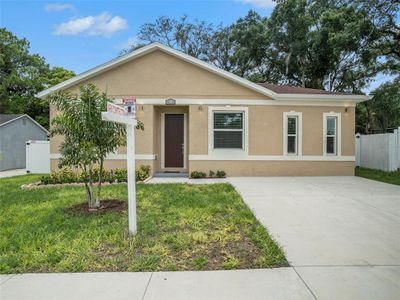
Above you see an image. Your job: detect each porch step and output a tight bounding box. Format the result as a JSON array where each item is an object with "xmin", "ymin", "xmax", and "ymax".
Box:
[{"xmin": 153, "ymin": 172, "xmax": 189, "ymax": 178}]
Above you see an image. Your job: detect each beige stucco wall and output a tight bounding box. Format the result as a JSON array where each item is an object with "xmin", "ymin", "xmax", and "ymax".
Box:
[
  {"xmin": 188, "ymin": 105, "xmax": 355, "ymax": 157},
  {"xmin": 49, "ymin": 48, "xmax": 356, "ymax": 176},
  {"xmin": 64, "ymin": 49, "xmax": 270, "ymax": 99},
  {"xmin": 189, "ymin": 161, "xmax": 355, "ymax": 176}
]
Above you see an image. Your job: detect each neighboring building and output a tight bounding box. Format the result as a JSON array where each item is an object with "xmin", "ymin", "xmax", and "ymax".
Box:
[
  {"xmin": 38, "ymin": 43, "xmax": 371, "ymax": 176},
  {"xmin": 0, "ymin": 114, "xmax": 49, "ymax": 171}
]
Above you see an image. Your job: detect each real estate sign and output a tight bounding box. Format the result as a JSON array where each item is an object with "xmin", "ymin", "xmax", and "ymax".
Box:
[{"xmin": 102, "ymin": 101, "xmax": 138, "ymax": 234}]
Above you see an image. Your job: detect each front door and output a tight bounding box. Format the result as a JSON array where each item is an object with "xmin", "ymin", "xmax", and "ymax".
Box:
[{"xmin": 164, "ymin": 114, "xmax": 184, "ymax": 168}]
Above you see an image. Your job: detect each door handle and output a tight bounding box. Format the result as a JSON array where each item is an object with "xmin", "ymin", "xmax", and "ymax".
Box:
[{"xmin": 181, "ymin": 143, "xmax": 184, "ymax": 154}]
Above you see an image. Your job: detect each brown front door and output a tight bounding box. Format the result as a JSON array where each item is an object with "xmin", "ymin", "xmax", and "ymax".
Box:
[{"xmin": 164, "ymin": 114, "xmax": 184, "ymax": 168}]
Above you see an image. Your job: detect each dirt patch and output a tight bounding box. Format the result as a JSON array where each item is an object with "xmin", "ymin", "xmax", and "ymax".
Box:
[{"xmin": 66, "ymin": 199, "xmax": 127, "ymax": 215}]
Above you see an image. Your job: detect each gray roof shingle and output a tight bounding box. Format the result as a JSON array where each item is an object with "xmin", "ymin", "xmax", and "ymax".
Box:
[{"xmin": 0, "ymin": 114, "xmax": 25, "ymax": 125}]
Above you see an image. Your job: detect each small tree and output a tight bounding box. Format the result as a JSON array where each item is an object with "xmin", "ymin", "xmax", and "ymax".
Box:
[{"xmin": 49, "ymin": 84, "xmax": 126, "ymax": 209}]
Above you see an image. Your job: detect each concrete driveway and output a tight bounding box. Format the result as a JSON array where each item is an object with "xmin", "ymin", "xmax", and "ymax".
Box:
[{"xmin": 229, "ymin": 176, "xmax": 400, "ymax": 299}]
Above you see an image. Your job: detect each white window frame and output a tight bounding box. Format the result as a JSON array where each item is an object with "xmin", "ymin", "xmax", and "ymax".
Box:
[
  {"xmin": 208, "ymin": 106, "xmax": 249, "ymax": 158},
  {"xmin": 323, "ymin": 112, "xmax": 341, "ymax": 156},
  {"xmin": 283, "ymin": 111, "xmax": 302, "ymax": 156}
]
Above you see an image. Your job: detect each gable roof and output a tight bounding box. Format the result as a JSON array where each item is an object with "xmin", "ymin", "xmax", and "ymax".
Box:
[
  {"xmin": 37, "ymin": 42, "xmax": 276, "ymax": 99},
  {"xmin": 259, "ymin": 83, "xmax": 355, "ymax": 95},
  {"xmin": 0, "ymin": 114, "xmax": 24, "ymax": 125},
  {"xmin": 0, "ymin": 114, "xmax": 49, "ymax": 133},
  {"xmin": 37, "ymin": 42, "xmax": 372, "ymax": 102}
]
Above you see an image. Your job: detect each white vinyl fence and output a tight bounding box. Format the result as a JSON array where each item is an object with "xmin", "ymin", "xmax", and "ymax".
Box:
[
  {"xmin": 355, "ymin": 128, "xmax": 400, "ymax": 172},
  {"xmin": 26, "ymin": 140, "xmax": 50, "ymax": 174}
]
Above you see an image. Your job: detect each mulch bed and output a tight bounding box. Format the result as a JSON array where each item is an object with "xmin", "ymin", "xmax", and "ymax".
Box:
[{"xmin": 66, "ymin": 199, "xmax": 127, "ymax": 215}]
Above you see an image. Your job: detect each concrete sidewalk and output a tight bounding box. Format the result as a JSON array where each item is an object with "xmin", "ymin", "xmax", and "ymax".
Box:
[
  {"xmin": 0, "ymin": 268, "xmax": 314, "ymax": 300},
  {"xmin": 0, "ymin": 169, "xmax": 26, "ymax": 178}
]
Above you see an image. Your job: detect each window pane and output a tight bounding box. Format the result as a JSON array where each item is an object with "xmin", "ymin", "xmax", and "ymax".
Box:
[
  {"xmin": 214, "ymin": 113, "xmax": 243, "ymax": 129},
  {"xmin": 287, "ymin": 117, "xmax": 297, "ymax": 135},
  {"xmin": 327, "ymin": 117, "xmax": 336, "ymax": 135},
  {"xmin": 287, "ymin": 136, "xmax": 296, "ymax": 154},
  {"xmin": 326, "ymin": 136, "xmax": 335, "ymax": 154},
  {"xmin": 214, "ymin": 131, "xmax": 243, "ymax": 149}
]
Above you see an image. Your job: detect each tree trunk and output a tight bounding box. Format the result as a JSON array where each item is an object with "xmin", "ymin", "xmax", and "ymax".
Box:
[
  {"xmin": 87, "ymin": 167, "xmax": 99, "ymax": 210},
  {"xmin": 96, "ymin": 159, "xmax": 104, "ymax": 207},
  {"xmin": 84, "ymin": 182, "xmax": 93, "ymax": 207}
]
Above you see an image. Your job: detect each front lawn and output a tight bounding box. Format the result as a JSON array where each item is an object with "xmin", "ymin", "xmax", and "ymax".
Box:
[
  {"xmin": 0, "ymin": 175, "xmax": 287, "ymax": 273},
  {"xmin": 355, "ymin": 167, "xmax": 400, "ymax": 186}
]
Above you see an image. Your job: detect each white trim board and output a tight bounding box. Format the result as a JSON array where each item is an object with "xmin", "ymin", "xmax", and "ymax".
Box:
[
  {"xmin": 50, "ymin": 153, "xmax": 156, "ymax": 160},
  {"xmin": 132, "ymin": 98, "xmax": 359, "ymax": 107},
  {"xmin": 189, "ymin": 155, "xmax": 355, "ymax": 162}
]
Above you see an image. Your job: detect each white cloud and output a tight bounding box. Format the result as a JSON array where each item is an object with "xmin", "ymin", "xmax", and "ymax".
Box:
[
  {"xmin": 44, "ymin": 3, "xmax": 75, "ymax": 12},
  {"xmin": 116, "ymin": 36, "xmax": 138, "ymax": 49},
  {"xmin": 238, "ymin": 0, "xmax": 276, "ymax": 8},
  {"xmin": 53, "ymin": 12, "xmax": 128, "ymax": 37}
]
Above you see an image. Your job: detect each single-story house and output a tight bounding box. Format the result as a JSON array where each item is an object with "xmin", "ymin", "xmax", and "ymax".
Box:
[
  {"xmin": 0, "ymin": 114, "xmax": 49, "ymax": 171},
  {"xmin": 38, "ymin": 42, "xmax": 371, "ymax": 176}
]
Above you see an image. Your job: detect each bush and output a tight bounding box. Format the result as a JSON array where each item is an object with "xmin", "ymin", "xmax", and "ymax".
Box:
[
  {"xmin": 58, "ymin": 167, "xmax": 77, "ymax": 183},
  {"xmin": 216, "ymin": 170, "xmax": 226, "ymax": 178},
  {"xmin": 40, "ymin": 175, "xmax": 53, "ymax": 185},
  {"xmin": 190, "ymin": 171, "xmax": 206, "ymax": 178},
  {"xmin": 92, "ymin": 167, "xmax": 109, "ymax": 183},
  {"xmin": 114, "ymin": 168, "xmax": 127, "ymax": 182},
  {"xmin": 209, "ymin": 170, "xmax": 215, "ymax": 178},
  {"xmin": 40, "ymin": 165, "xmax": 151, "ymax": 185},
  {"xmin": 136, "ymin": 165, "xmax": 151, "ymax": 182}
]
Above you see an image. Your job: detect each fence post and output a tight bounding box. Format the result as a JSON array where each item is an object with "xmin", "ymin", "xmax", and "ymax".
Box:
[
  {"xmin": 396, "ymin": 127, "xmax": 400, "ymax": 170},
  {"xmin": 355, "ymin": 133, "xmax": 361, "ymax": 167}
]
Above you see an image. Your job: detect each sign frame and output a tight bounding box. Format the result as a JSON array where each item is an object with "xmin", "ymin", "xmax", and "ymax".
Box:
[{"xmin": 102, "ymin": 101, "xmax": 138, "ymax": 234}]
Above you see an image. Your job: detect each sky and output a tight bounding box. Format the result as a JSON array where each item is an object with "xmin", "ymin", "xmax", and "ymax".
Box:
[{"xmin": 0, "ymin": 0, "xmax": 394, "ymax": 93}]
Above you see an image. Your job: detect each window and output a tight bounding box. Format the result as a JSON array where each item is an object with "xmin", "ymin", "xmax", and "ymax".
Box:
[
  {"xmin": 213, "ymin": 112, "xmax": 244, "ymax": 149},
  {"xmin": 283, "ymin": 112, "xmax": 302, "ymax": 156},
  {"xmin": 287, "ymin": 116, "xmax": 298, "ymax": 155},
  {"xmin": 326, "ymin": 116, "xmax": 337, "ymax": 155},
  {"xmin": 323, "ymin": 112, "xmax": 341, "ymax": 156}
]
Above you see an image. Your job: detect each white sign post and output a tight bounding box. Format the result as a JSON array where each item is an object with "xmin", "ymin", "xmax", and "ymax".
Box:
[{"xmin": 102, "ymin": 99, "xmax": 138, "ymax": 234}]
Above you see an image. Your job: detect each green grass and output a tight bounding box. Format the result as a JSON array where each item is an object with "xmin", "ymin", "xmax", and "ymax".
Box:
[
  {"xmin": 355, "ymin": 167, "xmax": 400, "ymax": 186},
  {"xmin": 0, "ymin": 175, "xmax": 287, "ymax": 273}
]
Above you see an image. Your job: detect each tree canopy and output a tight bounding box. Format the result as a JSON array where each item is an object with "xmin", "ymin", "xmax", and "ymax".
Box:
[
  {"xmin": 132, "ymin": 1, "xmax": 398, "ymax": 94},
  {"xmin": 131, "ymin": 1, "xmax": 399, "ymax": 131},
  {"xmin": 0, "ymin": 28, "xmax": 75, "ymax": 128}
]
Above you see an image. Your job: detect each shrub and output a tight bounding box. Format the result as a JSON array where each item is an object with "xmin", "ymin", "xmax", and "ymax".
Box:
[
  {"xmin": 58, "ymin": 167, "xmax": 77, "ymax": 183},
  {"xmin": 41, "ymin": 167, "xmax": 76, "ymax": 184},
  {"xmin": 40, "ymin": 165, "xmax": 151, "ymax": 185},
  {"xmin": 92, "ymin": 166, "xmax": 108, "ymax": 183},
  {"xmin": 114, "ymin": 168, "xmax": 127, "ymax": 182},
  {"xmin": 136, "ymin": 165, "xmax": 151, "ymax": 182},
  {"xmin": 190, "ymin": 171, "xmax": 206, "ymax": 178},
  {"xmin": 216, "ymin": 170, "xmax": 226, "ymax": 178},
  {"xmin": 40, "ymin": 175, "xmax": 53, "ymax": 185},
  {"xmin": 76, "ymin": 171, "xmax": 88, "ymax": 183},
  {"xmin": 209, "ymin": 170, "xmax": 215, "ymax": 178}
]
